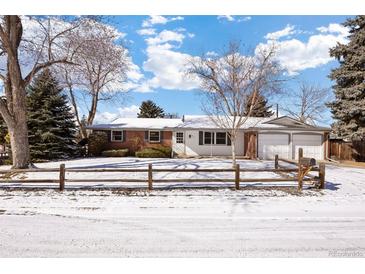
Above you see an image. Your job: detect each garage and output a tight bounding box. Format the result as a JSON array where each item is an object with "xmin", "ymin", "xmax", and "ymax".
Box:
[
  {"xmin": 293, "ymin": 134, "xmax": 323, "ymax": 160},
  {"xmin": 258, "ymin": 133, "xmax": 290, "ymax": 159}
]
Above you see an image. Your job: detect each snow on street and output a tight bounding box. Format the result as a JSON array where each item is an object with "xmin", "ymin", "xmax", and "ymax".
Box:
[{"xmin": 0, "ymin": 158, "xmax": 365, "ymax": 257}]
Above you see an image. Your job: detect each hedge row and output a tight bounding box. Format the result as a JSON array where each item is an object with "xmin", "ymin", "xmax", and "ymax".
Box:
[
  {"xmin": 135, "ymin": 146, "xmax": 172, "ymax": 158},
  {"xmin": 101, "ymin": 149, "xmax": 129, "ymax": 157}
]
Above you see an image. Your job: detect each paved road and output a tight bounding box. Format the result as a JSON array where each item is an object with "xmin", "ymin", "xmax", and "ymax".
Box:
[{"xmin": 1, "ymin": 188, "xmax": 365, "ymax": 257}]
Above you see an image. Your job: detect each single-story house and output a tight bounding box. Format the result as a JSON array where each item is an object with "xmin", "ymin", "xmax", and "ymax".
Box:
[{"xmin": 87, "ymin": 115, "xmax": 331, "ymax": 160}]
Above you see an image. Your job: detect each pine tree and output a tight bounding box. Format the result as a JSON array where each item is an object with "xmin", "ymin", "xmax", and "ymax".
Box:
[
  {"xmin": 244, "ymin": 93, "xmax": 274, "ymax": 117},
  {"xmin": 137, "ymin": 100, "xmax": 165, "ymax": 118},
  {"xmin": 27, "ymin": 69, "xmax": 79, "ymax": 161},
  {"xmin": 328, "ymin": 15, "xmax": 365, "ymax": 141}
]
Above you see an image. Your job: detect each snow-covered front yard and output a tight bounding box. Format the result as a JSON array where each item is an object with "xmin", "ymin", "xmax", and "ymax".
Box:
[{"xmin": 0, "ymin": 157, "xmax": 365, "ymax": 257}]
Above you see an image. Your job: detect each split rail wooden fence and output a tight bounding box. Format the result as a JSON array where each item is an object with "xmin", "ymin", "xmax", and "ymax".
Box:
[{"xmin": 0, "ymin": 149, "xmax": 325, "ymax": 191}]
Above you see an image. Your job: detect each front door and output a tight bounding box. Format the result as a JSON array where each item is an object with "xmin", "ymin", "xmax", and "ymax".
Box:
[{"xmin": 173, "ymin": 132, "xmax": 185, "ymax": 155}]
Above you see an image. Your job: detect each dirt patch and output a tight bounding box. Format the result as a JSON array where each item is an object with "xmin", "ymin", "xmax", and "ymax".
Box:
[{"xmin": 336, "ymin": 161, "xmax": 365, "ymax": 169}]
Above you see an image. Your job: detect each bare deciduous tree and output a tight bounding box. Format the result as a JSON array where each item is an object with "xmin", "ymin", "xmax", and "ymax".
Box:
[
  {"xmin": 187, "ymin": 42, "xmax": 284, "ymax": 166},
  {"xmin": 282, "ymin": 82, "xmax": 331, "ymax": 125},
  {"xmin": 0, "ymin": 16, "xmax": 81, "ymax": 168},
  {"xmin": 59, "ymin": 18, "xmax": 130, "ymax": 139}
]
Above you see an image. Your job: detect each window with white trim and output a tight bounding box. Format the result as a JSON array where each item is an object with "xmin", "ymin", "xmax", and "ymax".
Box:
[
  {"xmin": 111, "ymin": 130, "xmax": 123, "ymax": 142},
  {"xmin": 176, "ymin": 132, "xmax": 184, "ymax": 144},
  {"xmin": 149, "ymin": 131, "xmax": 160, "ymax": 143}
]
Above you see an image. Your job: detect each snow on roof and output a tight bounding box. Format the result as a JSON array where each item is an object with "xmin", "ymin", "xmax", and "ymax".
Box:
[
  {"xmin": 175, "ymin": 115, "xmax": 281, "ymax": 129},
  {"xmin": 88, "ymin": 117, "xmax": 182, "ymax": 130},
  {"xmin": 88, "ymin": 115, "xmax": 330, "ymax": 131}
]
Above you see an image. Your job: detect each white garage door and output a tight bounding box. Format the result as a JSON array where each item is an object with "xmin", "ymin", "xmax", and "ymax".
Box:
[
  {"xmin": 293, "ymin": 134, "xmax": 323, "ymax": 160},
  {"xmin": 258, "ymin": 134, "xmax": 290, "ymax": 160}
]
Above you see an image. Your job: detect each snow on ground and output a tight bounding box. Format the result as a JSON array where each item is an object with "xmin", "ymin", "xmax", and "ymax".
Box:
[
  {"xmin": 0, "ymin": 157, "xmax": 365, "ymax": 257},
  {"xmin": 0, "ymin": 157, "xmax": 315, "ymax": 188}
]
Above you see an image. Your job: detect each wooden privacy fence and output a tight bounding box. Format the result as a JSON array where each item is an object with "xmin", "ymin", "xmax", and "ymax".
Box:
[
  {"xmin": 0, "ymin": 149, "xmax": 325, "ymax": 192},
  {"xmin": 329, "ymin": 139, "xmax": 365, "ymax": 162}
]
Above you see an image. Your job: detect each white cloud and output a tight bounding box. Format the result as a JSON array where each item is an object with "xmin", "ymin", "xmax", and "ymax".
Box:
[
  {"xmin": 206, "ymin": 51, "xmax": 218, "ymax": 57},
  {"xmin": 217, "ymin": 15, "xmax": 251, "ymax": 22},
  {"xmin": 141, "ymin": 44, "xmax": 199, "ymax": 91},
  {"xmin": 142, "ymin": 15, "xmax": 167, "ymax": 27},
  {"xmin": 94, "ymin": 105, "xmax": 140, "ymax": 123},
  {"xmin": 142, "ymin": 15, "xmax": 184, "ymax": 28},
  {"xmin": 238, "ymin": 16, "xmax": 252, "ymax": 22},
  {"xmin": 117, "ymin": 105, "xmax": 140, "ymax": 118},
  {"xmin": 132, "ymin": 24, "xmax": 199, "ymax": 93},
  {"xmin": 258, "ymin": 23, "xmax": 350, "ymax": 75},
  {"xmin": 146, "ymin": 30, "xmax": 185, "ymax": 46},
  {"xmin": 264, "ymin": 24, "xmax": 296, "ymax": 40},
  {"xmin": 132, "ymin": 37, "xmax": 200, "ymax": 93},
  {"xmin": 171, "ymin": 16, "xmax": 184, "ymax": 22},
  {"xmin": 137, "ymin": 28, "xmax": 156, "ymax": 36},
  {"xmin": 126, "ymin": 62, "xmax": 144, "ymax": 82},
  {"xmin": 316, "ymin": 23, "xmax": 349, "ymax": 36},
  {"xmin": 217, "ymin": 15, "xmax": 235, "ymax": 22}
]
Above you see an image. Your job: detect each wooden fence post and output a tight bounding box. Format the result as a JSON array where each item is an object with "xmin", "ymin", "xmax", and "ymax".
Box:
[
  {"xmin": 298, "ymin": 147, "xmax": 303, "ymax": 160},
  {"xmin": 319, "ymin": 163, "xmax": 326, "ymax": 189},
  {"xmin": 148, "ymin": 163, "xmax": 153, "ymax": 190},
  {"xmin": 235, "ymin": 164, "xmax": 240, "ymax": 190},
  {"xmin": 274, "ymin": 154, "xmax": 279, "ymax": 170},
  {"xmin": 298, "ymin": 148, "xmax": 303, "ymax": 192},
  {"xmin": 59, "ymin": 163, "xmax": 65, "ymax": 191},
  {"xmin": 298, "ymin": 165, "xmax": 303, "ymax": 192}
]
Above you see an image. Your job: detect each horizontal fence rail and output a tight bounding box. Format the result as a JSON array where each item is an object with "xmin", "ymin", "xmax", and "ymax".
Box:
[
  {"xmin": 0, "ymin": 148, "xmax": 325, "ymax": 191},
  {"xmin": 0, "ymin": 167, "xmax": 319, "ymax": 174}
]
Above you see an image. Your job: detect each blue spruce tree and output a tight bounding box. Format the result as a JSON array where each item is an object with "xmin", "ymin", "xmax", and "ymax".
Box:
[{"xmin": 27, "ymin": 69, "xmax": 80, "ymax": 161}]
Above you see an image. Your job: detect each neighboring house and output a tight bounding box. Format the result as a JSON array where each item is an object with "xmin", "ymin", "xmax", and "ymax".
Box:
[{"xmin": 87, "ymin": 115, "xmax": 331, "ymax": 160}]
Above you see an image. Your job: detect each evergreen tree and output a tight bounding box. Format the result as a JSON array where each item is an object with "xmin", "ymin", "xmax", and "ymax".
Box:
[
  {"xmin": 244, "ymin": 93, "xmax": 274, "ymax": 117},
  {"xmin": 137, "ymin": 100, "xmax": 165, "ymax": 118},
  {"xmin": 27, "ymin": 69, "xmax": 79, "ymax": 160},
  {"xmin": 328, "ymin": 16, "xmax": 365, "ymax": 141}
]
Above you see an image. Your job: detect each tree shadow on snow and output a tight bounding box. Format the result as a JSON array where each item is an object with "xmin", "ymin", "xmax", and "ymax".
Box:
[{"xmin": 324, "ymin": 181, "xmax": 341, "ymax": 191}]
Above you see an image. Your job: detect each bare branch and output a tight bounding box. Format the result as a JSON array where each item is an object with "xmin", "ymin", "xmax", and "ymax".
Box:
[
  {"xmin": 187, "ymin": 41, "xmax": 284, "ymax": 165},
  {"xmin": 24, "ymin": 59, "xmax": 75, "ymax": 86},
  {"xmin": 282, "ymin": 82, "xmax": 331, "ymax": 125},
  {"xmin": 54, "ymin": 18, "xmax": 130, "ymax": 137}
]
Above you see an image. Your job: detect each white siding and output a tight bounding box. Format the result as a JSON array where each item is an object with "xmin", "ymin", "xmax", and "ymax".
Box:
[
  {"xmin": 258, "ymin": 133, "xmax": 290, "ymax": 159},
  {"xmin": 173, "ymin": 130, "xmax": 244, "ymax": 157}
]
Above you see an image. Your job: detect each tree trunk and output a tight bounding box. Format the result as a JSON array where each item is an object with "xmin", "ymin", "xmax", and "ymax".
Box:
[
  {"xmin": 65, "ymin": 78, "xmax": 87, "ymax": 140},
  {"xmin": 7, "ymin": 105, "xmax": 30, "ymax": 169},
  {"xmin": 87, "ymin": 90, "xmax": 99, "ymax": 127},
  {"xmin": 231, "ymin": 134, "xmax": 237, "ymax": 167}
]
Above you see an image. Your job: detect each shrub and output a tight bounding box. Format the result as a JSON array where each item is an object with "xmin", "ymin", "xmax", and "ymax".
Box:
[
  {"xmin": 0, "ymin": 159, "xmax": 12, "ymax": 166},
  {"xmin": 88, "ymin": 131, "xmax": 108, "ymax": 156},
  {"xmin": 101, "ymin": 149, "xmax": 129, "ymax": 157},
  {"xmin": 135, "ymin": 146, "xmax": 172, "ymax": 158}
]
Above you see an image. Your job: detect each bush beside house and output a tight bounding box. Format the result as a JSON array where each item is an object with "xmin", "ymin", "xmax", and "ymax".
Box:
[
  {"xmin": 135, "ymin": 146, "xmax": 172, "ymax": 158},
  {"xmin": 101, "ymin": 149, "xmax": 129, "ymax": 157},
  {"xmin": 88, "ymin": 131, "xmax": 108, "ymax": 156}
]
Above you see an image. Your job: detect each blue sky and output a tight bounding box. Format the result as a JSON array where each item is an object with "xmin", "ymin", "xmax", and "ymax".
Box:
[{"xmin": 88, "ymin": 15, "xmax": 352, "ymax": 125}]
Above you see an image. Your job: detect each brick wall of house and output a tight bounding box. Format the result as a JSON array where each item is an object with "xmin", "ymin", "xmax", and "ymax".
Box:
[{"xmin": 96, "ymin": 130, "xmax": 172, "ymax": 154}]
